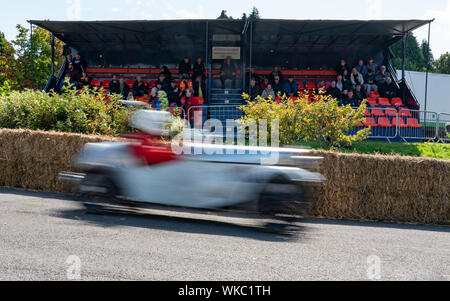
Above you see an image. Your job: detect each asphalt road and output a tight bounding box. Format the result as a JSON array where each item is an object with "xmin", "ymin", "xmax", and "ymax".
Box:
[{"xmin": 0, "ymin": 188, "xmax": 448, "ymax": 281}]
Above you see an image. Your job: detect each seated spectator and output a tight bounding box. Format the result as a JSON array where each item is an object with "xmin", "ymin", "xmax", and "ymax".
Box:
[
  {"xmin": 109, "ymin": 75, "xmax": 120, "ymax": 94},
  {"xmin": 158, "ymin": 73, "xmax": 170, "ymax": 91},
  {"xmin": 126, "ymin": 91, "xmax": 135, "ymax": 101},
  {"xmin": 154, "ymin": 81, "xmax": 164, "ymax": 93},
  {"xmin": 247, "ymin": 68, "xmax": 261, "ymax": 86},
  {"xmin": 179, "ymin": 74, "xmax": 193, "ymax": 97},
  {"xmin": 272, "ymin": 75, "xmax": 284, "ymax": 96},
  {"xmin": 336, "ymin": 59, "xmax": 349, "ymax": 76},
  {"xmin": 326, "ymin": 81, "xmax": 341, "ymax": 99},
  {"xmin": 161, "ymin": 66, "xmax": 172, "ymax": 82},
  {"xmin": 260, "ymin": 77, "xmax": 269, "ymax": 92},
  {"xmin": 364, "ymin": 70, "xmax": 378, "ymax": 97},
  {"xmin": 166, "ymin": 79, "xmax": 181, "ymax": 107},
  {"xmin": 193, "ymin": 75, "xmax": 206, "ymax": 100},
  {"xmin": 149, "ymin": 89, "xmax": 159, "ymax": 108},
  {"xmin": 73, "ymin": 53, "xmax": 87, "ymax": 75},
  {"xmin": 247, "ymin": 78, "xmax": 260, "ymax": 100},
  {"xmin": 192, "ymin": 57, "xmax": 205, "ymax": 81},
  {"xmin": 261, "ymin": 84, "xmax": 275, "ymax": 100},
  {"xmin": 343, "ymin": 90, "xmax": 359, "ymax": 107},
  {"xmin": 283, "ymin": 75, "xmax": 298, "ymax": 97},
  {"xmin": 342, "ymin": 70, "xmax": 353, "ymax": 91},
  {"xmin": 354, "ymin": 84, "xmax": 365, "ymax": 103},
  {"xmin": 178, "ymin": 57, "xmax": 192, "ymax": 77},
  {"xmin": 78, "ymin": 72, "xmax": 89, "ymax": 89},
  {"xmin": 366, "ymin": 57, "xmax": 378, "ymax": 74},
  {"xmin": 118, "ymin": 78, "xmax": 130, "ymax": 99},
  {"xmin": 268, "ymin": 66, "xmax": 283, "ymax": 84},
  {"xmin": 350, "ymin": 67, "xmax": 364, "ymax": 88},
  {"xmin": 375, "ymin": 65, "xmax": 391, "ymax": 85},
  {"xmin": 336, "ymin": 75, "xmax": 344, "ymax": 92},
  {"xmin": 379, "ymin": 77, "xmax": 397, "ymax": 98},
  {"xmin": 317, "ymin": 80, "xmax": 326, "ymax": 92},
  {"xmin": 132, "ymin": 76, "xmax": 147, "ymax": 97},
  {"xmin": 66, "ymin": 63, "xmax": 81, "ymax": 87},
  {"xmin": 356, "ymin": 59, "xmax": 368, "ymax": 77},
  {"xmin": 220, "ymin": 56, "xmax": 237, "ymax": 89}
]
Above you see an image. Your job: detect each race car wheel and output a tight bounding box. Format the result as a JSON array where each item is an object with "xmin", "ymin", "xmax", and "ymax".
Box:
[{"xmin": 258, "ymin": 176, "xmax": 311, "ymax": 217}]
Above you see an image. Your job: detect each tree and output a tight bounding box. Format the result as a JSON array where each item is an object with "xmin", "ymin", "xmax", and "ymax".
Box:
[
  {"xmin": 11, "ymin": 25, "xmax": 64, "ymax": 90},
  {"xmin": 0, "ymin": 32, "xmax": 20, "ymax": 89},
  {"xmin": 434, "ymin": 53, "xmax": 450, "ymax": 74},
  {"xmin": 217, "ymin": 10, "xmax": 232, "ymax": 20},
  {"xmin": 248, "ymin": 7, "xmax": 260, "ymax": 20},
  {"xmin": 421, "ymin": 39, "xmax": 434, "ymax": 69},
  {"xmin": 219, "ymin": 7, "xmax": 261, "ymax": 20},
  {"xmin": 390, "ymin": 33, "xmax": 427, "ymax": 72}
]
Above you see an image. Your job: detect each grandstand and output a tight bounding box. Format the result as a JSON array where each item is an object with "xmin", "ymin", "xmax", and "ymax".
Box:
[{"xmin": 30, "ymin": 19, "xmax": 434, "ymax": 140}]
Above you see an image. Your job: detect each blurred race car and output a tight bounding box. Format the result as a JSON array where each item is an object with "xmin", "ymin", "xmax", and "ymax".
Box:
[{"xmin": 59, "ymin": 110, "xmax": 324, "ymax": 217}]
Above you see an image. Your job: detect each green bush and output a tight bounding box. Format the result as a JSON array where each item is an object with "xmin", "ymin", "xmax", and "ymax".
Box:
[
  {"xmin": 0, "ymin": 86, "xmax": 134, "ymax": 136},
  {"xmin": 239, "ymin": 92, "xmax": 371, "ymax": 149}
]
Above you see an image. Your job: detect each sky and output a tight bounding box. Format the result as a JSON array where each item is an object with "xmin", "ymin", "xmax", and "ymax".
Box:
[{"xmin": 0, "ymin": 0, "xmax": 449, "ymax": 58}]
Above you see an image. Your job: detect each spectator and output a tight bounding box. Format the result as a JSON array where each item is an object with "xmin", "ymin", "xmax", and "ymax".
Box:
[
  {"xmin": 364, "ymin": 69, "xmax": 378, "ymax": 97},
  {"xmin": 161, "ymin": 66, "xmax": 172, "ymax": 82},
  {"xmin": 247, "ymin": 67, "xmax": 261, "ymax": 86},
  {"xmin": 342, "ymin": 70, "xmax": 352, "ymax": 91},
  {"xmin": 149, "ymin": 89, "xmax": 159, "ymax": 108},
  {"xmin": 109, "ymin": 75, "xmax": 120, "ymax": 94},
  {"xmin": 268, "ymin": 66, "xmax": 283, "ymax": 84},
  {"xmin": 78, "ymin": 72, "xmax": 89, "ymax": 88},
  {"xmin": 260, "ymin": 77, "xmax": 269, "ymax": 92},
  {"xmin": 133, "ymin": 76, "xmax": 147, "ymax": 97},
  {"xmin": 154, "ymin": 81, "xmax": 164, "ymax": 93},
  {"xmin": 66, "ymin": 54, "xmax": 73, "ymax": 65},
  {"xmin": 66, "ymin": 63, "xmax": 81, "ymax": 86},
  {"xmin": 336, "ymin": 75, "xmax": 344, "ymax": 92},
  {"xmin": 336, "ymin": 59, "xmax": 349, "ymax": 76},
  {"xmin": 350, "ymin": 67, "xmax": 364, "ymax": 88},
  {"xmin": 182, "ymin": 88, "xmax": 196, "ymax": 127},
  {"xmin": 73, "ymin": 53, "xmax": 87, "ymax": 75},
  {"xmin": 158, "ymin": 73, "xmax": 170, "ymax": 91},
  {"xmin": 366, "ymin": 57, "xmax": 378, "ymax": 74},
  {"xmin": 375, "ymin": 65, "xmax": 391, "ymax": 85},
  {"xmin": 220, "ymin": 56, "xmax": 237, "ymax": 89},
  {"xmin": 317, "ymin": 80, "xmax": 326, "ymax": 92},
  {"xmin": 283, "ymin": 75, "xmax": 298, "ymax": 97},
  {"xmin": 192, "ymin": 57, "xmax": 205, "ymax": 81},
  {"xmin": 166, "ymin": 79, "xmax": 181, "ymax": 107},
  {"xmin": 356, "ymin": 59, "xmax": 368, "ymax": 77},
  {"xmin": 193, "ymin": 75, "xmax": 206, "ymax": 100},
  {"xmin": 379, "ymin": 77, "xmax": 397, "ymax": 98},
  {"xmin": 261, "ymin": 84, "xmax": 275, "ymax": 100},
  {"xmin": 118, "ymin": 78, "xmax": 129, "ymax": 99},
  {"xmin": 247, "ymin": 78, "xmax": 260, "ymax": 100},
  {"xmin": 343, "ymin": 90, "xmax": 359, "ymax": 107},
  {"xmin": 179, "ymin": 74, "xmax": 193, "ymax": 97},
  {"xmin": 178, "ymin": 57, "xmax": 192, "ymax": 77},
  {"xmin": 354, "ymin": 84, "xmax": 365, "ymax": 103},
  {"xmin": 126, "ymin": 91, "xmax": 134, "ymax": 101},
  {"xmin": 272, "ymin": 75, "xmax": 284, "ymax": 96},
  {"xmin": 326, "ymin": 81, "xmax": 342, "ymax": 99}
]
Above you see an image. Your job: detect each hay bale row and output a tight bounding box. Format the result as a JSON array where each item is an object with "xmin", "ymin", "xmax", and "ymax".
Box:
[{"xmin": 0, "ymin": 129, "xmax": 448, "ymax": 225}]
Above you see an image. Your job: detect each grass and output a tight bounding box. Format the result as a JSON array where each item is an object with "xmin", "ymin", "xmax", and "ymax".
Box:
[{"xmin": 293, "ymin": 140, "xmax": 450, "ymax": 160}]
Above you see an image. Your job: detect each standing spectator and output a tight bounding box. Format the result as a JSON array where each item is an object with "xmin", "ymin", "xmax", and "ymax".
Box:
[
  {"xmin": 283, "ymin": 75, "xmax": 298, "ymax": 97},
  {"xmin": 364, "ymin": 69, "xmax": 378, "ymax": 96},
  {"xmin": 193, "ymin": 75, "xmax": 206, "ymax": 100},
  {"xmin": 375, "ymin": 65, "xmax": 391, "ymax": 85},
  {"xmin": 192, "ymin": 57, "xmax": 205, "ymax": 81},
  {"xmin": 356, "ymin": 59, "xmax": 368, "ymax": 77},
  {"xmin": 350, "ymin": 67, "xmax": 364, "ymax": 88},
  {"xmin": 66, "ymin": 54, "xmax": 73, "ymax": 65},
  {"xmin": 66, "ymin": 63, "xmax": 81, "ymax": 86},
  {"xmin": 73, "ymin": 53, "xmax": 87, "ymax": 75},
  {"xmin": 366, "ymin": 57, "xmax": 378, "ymax": 74},
  {"xmin": 161, "ymin": 66, "xmax": 172, "ymax": 82},
  {"xmin": 261, "ymin": 84, "xmax": 275, "ymax": 100},
  {"xmin": 109, "ymin": 75, "xmax": 120, "ymax": 95},
  {"xmin": 247, "ymin": 78, "xmax": 260, "ymax": 100},
  {"xmin": 166, "ymin": 79, "xmax": 181, "ymax": 107},
  {"xmin": 268, "ymin": 66, "xmax": 283, "ymax": 84},
  {"xmin": 132, "ymin": 76, "xmax": 147, "ymax": 97},
  {"xmin": 379, "ymin": 77, "xmax": 397, "ymax": 98},
  {"xmin": 336, "ymin": 59, "xmax": 349, "ymax": 76},
  {"xmin": 178, "ymin": 57, "xmax": 192, "ymax": 77},
  {"xmin": 272, "ymin": 76, "xmax": 284, "ymax": 96},
  {"xmin": 182, "ymin": 89, "xmax": 196, "ymax": 127},
  {"xmin": 220, "ymin": 56, "xmax": 237, "ymax": 89},
  {"xmin": 326, "ymin": 81, "xmax": 342, "ymax": 100}
]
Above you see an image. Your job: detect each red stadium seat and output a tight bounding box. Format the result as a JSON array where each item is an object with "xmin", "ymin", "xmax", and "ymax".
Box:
[
  {"xmin": 148, "ymin": 80, "xmax": 157, "ymax": 88},
  {"xmin": 90, "ymin": 79, "xmax": 101, "ymax": 87},
  {"xmin": 378, "ymin": 97, "xmax": 391, "ymax": 106},
  {"xmin": 392, "ymin": 118, "xmax": 407, "ymax": 128},
  {"xmin": 377, "ymin": 117, "xmax": 392, "ymax": 128},
  {"xmin": 371, "ymin": 108, "xmax": 385, "ymax": 117},
  {"xmin": 305, "ymin": 82, "xmax": 316, "ymax": 90},
  {"xmin": 126, "ymin": 80, "xmax": 134, "ymax": 89},
  {"xmin": 399, "ymin": 108, "xmax": 412, "ymax": 117},
  {"xmin": 369, "ymin": 91, "xmax": 380, "ymax": 99},
  {"xmin": 297, "ymin": 81, "xmax": 305, "ymax": 90},
  {"xmin": 102, "ymin": 80, "xmax": 111, "ymax": 89},
  {"xmin": 367, "ymin": 97, "xmax": 377, "ymax": 106},
  {"xmin": 365, "ymin": 117, "xmax": 378, "ymax": 127},
  {"xmin": 391, "ymin": 97, "xmax": 403, "ymax": 106},
  {"xmin": 406, "ymin": 118, "xmax": 422, "ymax": 128},
  {"xmin": 385, "ymin": 107, "xmax": 398, "ymax": 117},
  {"xmin": 364, "ymin": 109, "xmax": 372, "ymax": 117}
]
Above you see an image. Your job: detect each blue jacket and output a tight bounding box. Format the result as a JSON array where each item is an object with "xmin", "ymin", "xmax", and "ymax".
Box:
[
  {"xmin": 356, "ymin": 65, "xmax": 368, "ymax": 77},
  {"xmin": 283, "ymin": 81, "xmax": 298, "ymax": 95}
]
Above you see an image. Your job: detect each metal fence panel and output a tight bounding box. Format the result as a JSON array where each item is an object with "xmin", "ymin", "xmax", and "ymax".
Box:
[
  {"xmin": 398, "ymin": 109, "xmax": 438, "ymax": 142},
  {"xmin": 437, "ymin": 113, "xmax": 450, "ymax": 143}
]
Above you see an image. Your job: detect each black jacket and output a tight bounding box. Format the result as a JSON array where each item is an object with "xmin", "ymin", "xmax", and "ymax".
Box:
[
  {"xmin": 132, "ymin": 80, "xmax": 147, "ymax": 96},
  {"xmin": 178, "ymin": 60, "xmax": 192, "ymax": 75},
  {"xmin": 221, "ymin": 61, "xmax": 237, "ymax": 77},
  {"xmin": 336, "ymin": 64, "xmax": 348, "ymax": 76},
  {"xmin": 166, "ymin": 85, "xmax": 182, "ymax": 107},
  {"xmin": 109, "ymin": 80, "xmax": 120, "ymax": 94},
  {"xmin": 272, "ymin": 81, "xmax": 284, "ymax": 96},
  {"xmin": 73, "ymin": 58, "xmax": 87, "ymax": 74},
  {"xmin": 193, "ymin": 80, "xmax": 206, "ymax": 99},
  {"xmin": 192, "ymin": 62, "xmax": 205, "ymax": 79},
  {"xmin": 269, "ymin": 70, "xmax": 283, "ymax": 84},
  {"xmin": 379, "ymin": 82, "xmax": 397, "ymax": 98},
  {"xmin": 343, "ymin": 96, "xmax": 359, "ymax": 107},
  {"xmin": 326, "ymin": 87, "xmax": 342, "ymax": 100},
  {"xmin": 247, "ymin": 84, "xmax": 261, "ymax": 100}
]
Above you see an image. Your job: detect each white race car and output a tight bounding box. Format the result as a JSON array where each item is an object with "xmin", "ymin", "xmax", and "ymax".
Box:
[{"xmin": 60, "ymin": 111, "xmax": 324, "ymax": 218}]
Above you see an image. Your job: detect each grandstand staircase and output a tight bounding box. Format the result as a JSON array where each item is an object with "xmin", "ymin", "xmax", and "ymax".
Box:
[{"xmin": 209, "ymin": 88, "xmax": 244, "ymax": 105}]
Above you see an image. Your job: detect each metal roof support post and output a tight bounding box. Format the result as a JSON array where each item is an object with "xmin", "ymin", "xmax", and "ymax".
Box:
[
  {"xmin": 205, "ymin": 21, "xmax": 210, "ymax": 103},
  {"xmin": 51, "ymin": 33, "xmax": 55, "ymax": 78},
  {"xmin": 249, "ymin": 21, "xmax": 253, "ymax": 77},
  {"xmin": 401, "ymin": 33, "xmax": 406, "ymax": 104},
  {"xmin": 424, "ymin": 21, "xmax": 431, "ymax": 113},
  {"xmin": 30, "ymin": 23, "xmax": 35, "ymax": 90}
]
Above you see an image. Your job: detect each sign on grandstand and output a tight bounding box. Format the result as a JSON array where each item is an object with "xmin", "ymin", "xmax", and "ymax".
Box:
[{"xmin": 212, "ymin": 47, "xmax": 241, "ymax": 60}]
